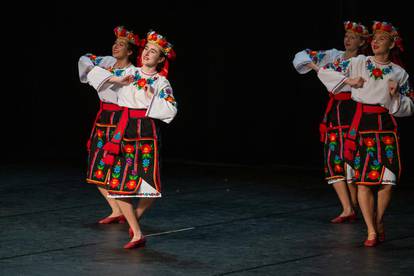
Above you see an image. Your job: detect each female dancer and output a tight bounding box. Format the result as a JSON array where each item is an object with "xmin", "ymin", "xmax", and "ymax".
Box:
[
  {"xmin": 87, "ymin": 30, "xmax": 177, "ymax": 249},
  {"xmin": 318, "ymin": 21, "xmax": 413, "ymax": 246},
  {"xmin": 79, "ymin": 26, "xmax": 141, "ymax": 224},
  {"xmin": 293, "ymin": 22, "xmax": 369, "ymax": 223}
]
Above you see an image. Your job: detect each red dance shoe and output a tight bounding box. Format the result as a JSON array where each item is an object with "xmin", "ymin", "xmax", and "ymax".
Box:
[
  {"xmin": 129, "ymin": 227, "xmax": 134, "ymax": 239},
  {"xmin": 98, "ymin": 215, "xmax": 126, "ymax": 224},
  {"xmin": 364, "ymin": 234, "xmax": 378, "ymax": 247},
  {"xmin": 124, "ymin": 236, "xmax": 147, "ymax": 249},
  {"xmin": 330, "ymin": 212, "xmax": 357, "ymax": 223}
]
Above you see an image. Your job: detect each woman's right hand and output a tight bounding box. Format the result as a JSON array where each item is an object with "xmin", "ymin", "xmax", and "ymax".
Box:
[
  {"xmin": 306, "ymin": 62, "xmax": 319, "ymax": 72},
  {"xmin": 108, "ymin": 75, "xmax": 134, "ymax": 85},
  {"xmin": 345, "ymin": 77, "xmax": 366, "ymax": 88}
]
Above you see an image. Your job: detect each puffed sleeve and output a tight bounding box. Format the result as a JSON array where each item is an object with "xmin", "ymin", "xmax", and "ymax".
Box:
[
  {"xmin": 86, "ymin": 66, "xmax": 114, "ymax": 91},
  {"xmin": 146, "ymin": 78, "xmax": 178, "ymax": 124},
  {"xmin": 389, "ymin": 71, "xmax": 414, "ymax": 117},
  {"xmin": 317, "ymin": 55, "xmax": 363, "ymax": 93},
  {"xmin": 293, "ymin": 48, "xmax": 342, "ymax": 74},
  {"xmin": 78, "ymin": 54, "xmax": 116, "ymax": 83}
]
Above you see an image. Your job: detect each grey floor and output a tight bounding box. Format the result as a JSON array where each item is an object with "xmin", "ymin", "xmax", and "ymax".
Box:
[{"xmin": 1, "ymin": 162, "xmax": 414, "ymax": 276}]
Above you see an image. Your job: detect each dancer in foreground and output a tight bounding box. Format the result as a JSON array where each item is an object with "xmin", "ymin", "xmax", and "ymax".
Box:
[
  {"xmin": 318, "ymin": 21, "xmax": 413, "ymax": 246},
  {"xmin": 87, "ymin": 30, "xmax": 177, "ymax": 249}
]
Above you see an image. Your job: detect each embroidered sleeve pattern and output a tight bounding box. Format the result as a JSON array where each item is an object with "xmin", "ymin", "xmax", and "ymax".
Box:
[
  {"xmin": 323, "ymin": 58, "xmax": 350, "ymax": 74},
  {"xmin": 85, "ymin": 54, "xmax": 104, "ymax": 66},
  {"xmin": 159, "ymin": 87, "xmax": 177, "ymax": 107},
  {"xmin": 305, "ymin": 49, "xmax": 326, "ymax": 64}
]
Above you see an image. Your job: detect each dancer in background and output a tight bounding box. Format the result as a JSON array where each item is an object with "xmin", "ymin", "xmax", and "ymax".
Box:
[
  {"xmin": 79, "ymin": 26, "xmax": 141, "ymax": 224},
  {"xmin": 293, "ymin": 21, "xmax": 370, "ymax": 223}
]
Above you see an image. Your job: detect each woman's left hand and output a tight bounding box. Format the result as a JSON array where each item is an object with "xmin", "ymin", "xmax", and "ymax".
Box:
[
  {"xmin": 388, "ymin": 79, "xmax": 399, "ymax": 97},
  {"xmin": 306, "ymin": 62, "xmax": 320, "ymax": 72}
]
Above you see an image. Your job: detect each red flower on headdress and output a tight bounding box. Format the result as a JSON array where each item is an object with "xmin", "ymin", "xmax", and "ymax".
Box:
[
  {"xmin": 158, "ymin": 39, "xmax": 167, "ymax": 47},
  {"xmin": 382, "ymin": 24, "xmax": 392, "ymax": 32},
  {"xmin": 374, "ymin": 22, "xmax": 382, "ymax": 30},
  {"xmin": 150, "ymin": 33, "xmax": 158, "ymax": 41}
]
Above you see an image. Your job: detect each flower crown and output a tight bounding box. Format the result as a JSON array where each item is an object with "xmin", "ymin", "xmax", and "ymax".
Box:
[
  {"xmin": 147, "ymin": 30, "xmax": 173, "ymax": 55},
  {"xmin": 114, "ymin": 26, "xmax": 140, "ymax": 46},
  {"xmin": 372, "ymin": 21, "xmax": 403, "ymax": 51},
  {"xmin": 344, "ymin": 21, "xmax": 369, "ymax": 36}
]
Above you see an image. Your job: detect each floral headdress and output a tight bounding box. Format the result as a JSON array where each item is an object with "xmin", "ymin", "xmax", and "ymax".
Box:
[
  {"xmin": 145, "ymin": 30, "xmax": 176, "ymax": 77},
  {"xmin": 114, "ymin": 26, "xmax": 141, "ymax": 46},
  {"xmin": 372, "ymin": 21, "xmax": 403, "ymax": 52},
  {"xmin": 344, "ymin": 21, "xmax": 369, "ymax": 37}
]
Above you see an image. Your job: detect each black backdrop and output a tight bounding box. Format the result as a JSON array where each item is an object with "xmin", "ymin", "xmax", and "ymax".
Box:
[{"xmin": 3, "ymin": 1, "xmax": 413, "ymax": 178}]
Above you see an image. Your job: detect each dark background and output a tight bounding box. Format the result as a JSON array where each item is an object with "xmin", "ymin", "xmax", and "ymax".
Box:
[{"xmin": 2, "ymin": 1, "xmax": 413, "ymax": 178}]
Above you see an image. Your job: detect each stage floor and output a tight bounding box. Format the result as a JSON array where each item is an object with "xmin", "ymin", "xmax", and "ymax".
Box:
[{"xmin": 1, "ymin": 162, "xmax": 414, "ymax": 275}]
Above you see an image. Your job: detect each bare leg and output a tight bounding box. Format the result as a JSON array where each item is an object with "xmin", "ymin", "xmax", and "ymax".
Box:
[
  {"xmin": 116, "ymin": 198, "xmax": 143, "ymax": 242},
  {"xmin": 347, "ymin": 182, "xmax": 358, "ymax": 210},
  {"xmin": 358, "ymin": 185, "xmax": 376, "ymax": 239},
  {"xmin": 376, "ymin": 184, "xmax": 393, "ymax": 234},
  {"xmin": 136, "ymin": 198, "xmax": 156, "ymax": 220},
  {"xmin": 332, "ymin": 180, "xmax": 354, "ymax": 216},
  {"xmin": 97, "ymin": 186, "xmax": 122, "ymax": 217}
]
